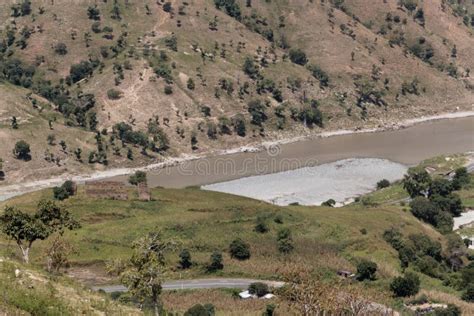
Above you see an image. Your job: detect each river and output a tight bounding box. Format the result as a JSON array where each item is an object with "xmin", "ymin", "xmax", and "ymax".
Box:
[
  {"xmin": 0, "ymin": 116, "xmax": 473, "ymax": 202},
  {"xmin": 112, "ymin": 116, "xmax": 474, "ymax": 188}
]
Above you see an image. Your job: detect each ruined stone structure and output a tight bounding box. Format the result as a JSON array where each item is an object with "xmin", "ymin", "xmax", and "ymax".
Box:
[{"xmin": 85, "ymin": 181, "xmax": 128, "ymax": 200}]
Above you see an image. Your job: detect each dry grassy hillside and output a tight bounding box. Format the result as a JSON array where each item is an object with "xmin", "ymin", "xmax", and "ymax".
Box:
[{"xmin": 0, "ymin": 0, "xmax": 473, "ymax": 184}]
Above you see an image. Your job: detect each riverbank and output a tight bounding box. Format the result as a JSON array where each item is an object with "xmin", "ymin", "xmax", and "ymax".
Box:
[{"xmin": 1, "ymin": 111, "xmax": 473, "ymax": 201}]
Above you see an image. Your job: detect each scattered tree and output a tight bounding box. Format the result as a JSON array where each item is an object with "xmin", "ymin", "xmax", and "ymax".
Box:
[{"xmin": 0, "ymin": 200, "xmax": 80, "ymax": 263}]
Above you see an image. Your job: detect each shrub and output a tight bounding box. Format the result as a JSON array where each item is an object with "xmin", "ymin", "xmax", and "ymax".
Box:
[
  {"xmin": 13, "ymin": 140, "xmax": 31, "ymax": 160},
  {"xmin": 307, "ymin": 64, "xmax": 329, "ymax": 87},
  {"xmin": 107, "ymin": 89, "xmax": 122, "ymax": 100},
  {"xmin": 53, "ymin": 181, "xmax": 76, "ymax": 200},
  {"xmin": 288, "ymin": 48, "xmax": 308, "ymax": 65},
  {"xmin": 254, "ymin": 216, "xmax": 269, "ymax": 233},
  {"xmin": 321, "ymin": 199, "xmax": 336, "ymax": 207},
  {"xmin": 377, "ymin": 179, "xmax": 390, "ymax": 189},
  {"xmin": 248, "ymin": 282, "xmax": 269, "ymax": 297},
  {"xmin": 263, "ymin": 304, "xmax": 276, "ymax": 316},
  {"xmin": 128, "ymin": 171, "xmax": 147, "ymax": 185},
  {"xmin": 68, "ymin": 60, "xmax": 96, "ymax": 83},
  {"xmin": 164, "ymin": 85, "xmax": 173, "ymax": 95},
  {"xmin": 214, "ymin": 0, "xmax": 241, "ymax": 20},
  {"xmin": 179, "ymin": 249, "xmax": 192, "ymax": 269},
  {"xmin": 452, "ymin": 167, "xmax": 470, "ymax": 190},
  {"xmin": 462, "ymin": 284, "xmax": 474, "ymax": 302},
  {"xmin": 184, "ymin": 303, "xmax": 215, "ymax": 316},
  {"xmin": 187, "ymin": 78, "xmax": 195, "ymax": 90},
  {"xmin": 54, "ymin": 43, "xmax": 68, "ymax": 55},
  {"xmin": 243, "ymin": 56, "xmax": 259, "ymax": 79},
  {"xmin": 229, "ymin": 238, "xmax": 250, "ymax": 260},
  {"xmin": 207, "ymin": 251, "xmax": 224, "ymax": 272},
  {"xmin": 356, "ymin": 259, "xmax": 377, "ymax": 281},
  {"xmin": 390, "ymin": 272, "xmax": 420, "ymax": 297},
  {"xmin": 433, "ymin": 304, "xmax": 461, "ymax": 316},
  {"xmin": 298, "ymin": 103, "xmax": 323, "ymax": 128},
  {"xmin": 232, "ymin": 114, "xmax": 246, "ymax": 137},
  {"xmin": 248, "ymin": 99, "xmax": 267, "ymax": 126},
  {"xmin": 277, "ymin": 228, "xmax": 294, "ymax": 254}
]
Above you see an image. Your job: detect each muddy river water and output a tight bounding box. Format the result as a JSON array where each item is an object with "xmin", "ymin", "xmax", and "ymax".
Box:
[{"xmin": 111, "ymin": 116, "xmax": 474, "ymax": 189}]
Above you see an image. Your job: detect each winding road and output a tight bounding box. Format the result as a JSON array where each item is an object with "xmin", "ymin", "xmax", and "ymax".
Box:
[{"xmin": 92, "ymin": 278, "xmax": 285, "ymax": 293}]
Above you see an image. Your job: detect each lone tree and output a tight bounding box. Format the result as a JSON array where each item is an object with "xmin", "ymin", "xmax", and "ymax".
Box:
[
  {"xmin": 13, "ymin": 140, "xmax": 31, "ymax": 161},
  {"xmin": 0, "ymin": 200, "xmax": 80, "ymax": 263},
  {"xmin": 229, "ymin": 238, "xmax": 251, "ymax": 260},
  {"xmin": 120, "ymin": 233, "xmax": 170, "ymax": 316},
  {"xmin": 403, "ymin": 167, "xmax": 431, "ymax": 198}
]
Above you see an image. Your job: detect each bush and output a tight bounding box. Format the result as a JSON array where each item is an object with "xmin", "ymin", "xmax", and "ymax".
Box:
[
  {"xmin": 277, "ymin": 228, "xmax": 294, "ymax": 254},
  {"xmin": 248, "ymin": 282, "xmax": 269, "ymax": 297},
  {"xmin": 229, "ymin": 238, "xmax": 250, "ymax": 260},
  {"xmin": 207, "ymin": 251, "xmax": 224, "ymax": 272},
  {"xmin": 164, "ymin": 85, "xmax": 173, "ymax": 95},
  {"xmin": 298, "ymin": 103, "xmax": 323, "ymax": 128},
  {"xmin": 179, "ymin": 249, "xmax": 192, "ymax": 269},
  {"xmin": 390, "ymin": 272, "xmax": 420, "ymax": 297},
  {"xmin": 288, "ymin": 48, "xmax": 308, "ymax": 65},
  {"xmin": 462, "ymin": 284, "xmax": 474, "ymax": 302},
  {"xmin": 214, "ymin": 0, "xmax": 241, "ymax": 20},
  {"xmin": 232, "ymin": 114, "xmax": 246, "ymax": 137},
  {"xmin": 254, "ymin": 216, "xmax": 269, "ymax": 233},
  {"xmin": 376, "ymin": 179, "xmax": 390, "ymax": 189},
  {"xmin": 321, "ymin": 199, "xmax": 336, "ymax": 207},
  {"xmin": 68, "ymin": 60, "xmax": 97, "ymax": 83},
  {"xmin": 54, "ymin": 43, "xmax": 68, "ymax": 55},
  {"xmin": 13, "ymin": 140, "xmax": 31, "ymax": 160},
  {"xmin": 248, "ymin": 99, "xmax": 267, "ymax": 126},
  {"xmin": 452, "ymin": 167, "xmax": 470, "ymax": 190},
  {"xmin": 53, "ymin": 180, "xmax": 76, "ymax": 201},
  {"xmin": 307, "ymin": 64, "xmax": 329, "ymax": 87},
  {"xmin": 263, "ymin": 304, "xmax": 276, "ymax": 316},
  {"xmin": 107, "ymin": 89, "xmax": 122, "ymax": 100},
  {"xmin": 184, "ymin": 303, "xmax": 215, "ymax": 316},
  {"xmin": 128, "ymin": 171, "xmax": 147, "ymax": 185},
  {"xmin": 409, "ymin": 197, "xmax": 440, "ymax": 226},
  {"xmin": 356, "ymin": 259, "xmax": 377, "ymax": 281},
  {"xmin": 433, "ymin": 304, "xmax": 461, "ymax": 316},
  {"xmin": 242, "ymin": 56, "xmax": 259, "ymax": 79}
]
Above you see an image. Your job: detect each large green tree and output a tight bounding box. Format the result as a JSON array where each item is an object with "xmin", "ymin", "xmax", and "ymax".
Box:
[
  {"xmin": 0, "ymin": 200, "xmax": 80, "ymax": 263},
  {"xmin": 120, "ymin": 233, "xmax": 170, "ymax": 315}
]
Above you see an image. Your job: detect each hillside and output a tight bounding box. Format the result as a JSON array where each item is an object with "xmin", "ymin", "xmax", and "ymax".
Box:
[
  {"xmin": 0, "ymin": 258, "xmax": 140, "ymax": 315},
  {"xmin": 0, "ymin": 0, "xmax": 473, "ymax": 184},
  {"xmin": 1, "ymin": 155, "xmax": 473, "ymax": 314}
]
